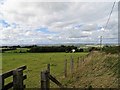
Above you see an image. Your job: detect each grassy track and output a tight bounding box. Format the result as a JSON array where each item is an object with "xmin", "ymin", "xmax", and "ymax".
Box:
[{"xmin": 2, "ymin": 52, "xmax": 88, "ymax": 88}]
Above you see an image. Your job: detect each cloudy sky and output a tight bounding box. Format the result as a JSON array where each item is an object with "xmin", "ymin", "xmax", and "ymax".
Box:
[{"xmin": 0, "ymin": 0, "xmax": 118, "ymax": 45}]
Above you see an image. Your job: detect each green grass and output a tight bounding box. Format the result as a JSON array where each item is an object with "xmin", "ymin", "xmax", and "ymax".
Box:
[
  {"xmin": 2, "ymin": 51, "xmax": 118, "ymax": 88},
  {"xmin": 2, "ymin": 52, "xmax": 87, "ymax": 88}
]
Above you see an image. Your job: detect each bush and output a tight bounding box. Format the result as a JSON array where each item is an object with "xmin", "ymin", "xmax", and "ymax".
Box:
[
  {"xmin": 89, "ymin": 47, "xmax": 100, "ymax": 52},
  {"xmin": 28, "ymin": 46, "xmax": 78, "ymax": 53},
  {"xmin": 102, "ymin": 45, "xmax": 120, "ymax": 54},
  {"xmin": 76, "ymin": 48, "xmax": 84, "ymax": 52}
]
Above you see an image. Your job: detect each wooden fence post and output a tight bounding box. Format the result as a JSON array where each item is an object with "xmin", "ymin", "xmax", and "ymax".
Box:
[
  {"xmin": 13, "ymin": 69, "xmax": 24, "ymax": 90},
  {"xmin": 41, "ymin": 70, "xmax": 49, "ymax": 90},
  {"xmin": 70, "ymin": 56, "xmax": 74, "ymax": 77},
  {"xmin": 79, "ymin": 57, "xmax": 81, "ymax": 67},
  {"xmin": 47, "ymin": 64, "xmax": 50, "ymax": 73},
  {"xmin": 50, "ymin": 57, "xmax": 51, "ymax": 61},
  {"xmin": 77, "ymin": 57, "xmax": 79, "ymax": 69},
  {"xmin": 0, "ymin": 75, "xmax": 3, "ymax": 90},
  {"xmin": 82, "ymin": 57, "xmax": 85, "ymax": 63},
  {"xmin": 47, "ymin": 64, "xmax": 50, "ymax": 89},
  {"xmin": 64, "ymin": 59, "xmax": 67, "ymax": 77}
]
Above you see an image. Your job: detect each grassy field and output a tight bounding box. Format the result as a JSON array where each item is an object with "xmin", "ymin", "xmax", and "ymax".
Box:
[
  {"xmin": 2, "ymin": 52, "xmax": 87, "ymax": 88},
  {"xmin": 1, "ymin": 51, "xmax": 119, "ymax": 88}
]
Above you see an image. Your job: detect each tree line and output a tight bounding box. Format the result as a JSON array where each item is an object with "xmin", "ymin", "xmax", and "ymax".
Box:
[
  {"xmin": 28, "ymin": 45, "xmax": 84, "ymax": 53},
  {"xmin": 1, "ymin": 45, "xmax": 119, "ymax": 53}
]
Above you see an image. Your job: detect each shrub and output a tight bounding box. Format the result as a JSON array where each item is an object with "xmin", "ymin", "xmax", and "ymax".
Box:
[{"xmin": 102, "ymin": 45, "xmax": 120, "ymax": 54}]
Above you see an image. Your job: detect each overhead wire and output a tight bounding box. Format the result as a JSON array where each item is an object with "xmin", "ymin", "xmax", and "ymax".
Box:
[
  {"xmin": 104, "ymin": 1, "xmax": 116, "ymax": 30},
  {"xmin": 99, "ymin": 1, "xmax": 116, "ymax": 45}
]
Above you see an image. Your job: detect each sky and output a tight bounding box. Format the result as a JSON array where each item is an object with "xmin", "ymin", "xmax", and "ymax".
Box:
[{"xmin": 0, "ymin": 0, "xmax": 118, "ymax": 45}]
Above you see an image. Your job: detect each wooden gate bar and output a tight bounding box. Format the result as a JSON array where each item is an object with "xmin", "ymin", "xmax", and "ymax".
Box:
[{"xmin": 48, "ymin": 74, "xmax": 64, "ymax": 88}]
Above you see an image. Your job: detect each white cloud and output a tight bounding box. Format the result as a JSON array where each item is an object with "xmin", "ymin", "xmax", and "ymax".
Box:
[{"xmin": 0, "ymin": 0, "xmax": 118, "ymax": 45}]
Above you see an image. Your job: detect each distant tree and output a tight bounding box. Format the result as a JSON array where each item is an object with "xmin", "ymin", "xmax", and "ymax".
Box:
[
  {"xmin": 28, "ymin": 45, "xmax": 77, "ymax": 53},
  {"xmin": 79, "ymin": 48, "xmax": 84, "ymax": 52},
  {"xmin": 102, "ymin": 45, "xmax": 120, "ymax": 54}
]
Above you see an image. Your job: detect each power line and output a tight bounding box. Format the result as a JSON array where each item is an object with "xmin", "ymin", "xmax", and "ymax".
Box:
[
  {"xmin": 104, "ymin": 1, "xmax": 116, "ymax": 30},
  {"xmin": 99, "ymin": 1, "xmax": 116, "ymax": 46}
]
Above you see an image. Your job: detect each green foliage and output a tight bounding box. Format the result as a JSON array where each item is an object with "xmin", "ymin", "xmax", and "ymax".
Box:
[
  {"xmin": 102, "ymin": 45, "xmax": 120, "ymax": 54},
  {"xmin": 28, "ymin": 45, "xmax": 78, "ymax": 53},
  {"xmin": 88, "ymin": 47, "xmax": 100, "ymax": 52}
]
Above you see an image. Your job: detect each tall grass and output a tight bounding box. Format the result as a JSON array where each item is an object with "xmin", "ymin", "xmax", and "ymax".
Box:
[{"xmin": 63, "ymin": 51, "xmax": 118, "ymax": 88}]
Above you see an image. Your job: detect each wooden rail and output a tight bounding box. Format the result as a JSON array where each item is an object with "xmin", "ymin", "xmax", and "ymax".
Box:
[
  {"xmin": 0, "ymin": 65, "xmax": 27, "ymax": 90},
  {"xmin": 48, "ymin": 74, "xmax": 64, "ymax": 88}
]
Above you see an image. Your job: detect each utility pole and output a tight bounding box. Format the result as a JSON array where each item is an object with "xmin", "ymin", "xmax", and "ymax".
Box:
[{"xmin": 100, "ymin": 36, "xmax": 102, "ymax": 51}]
